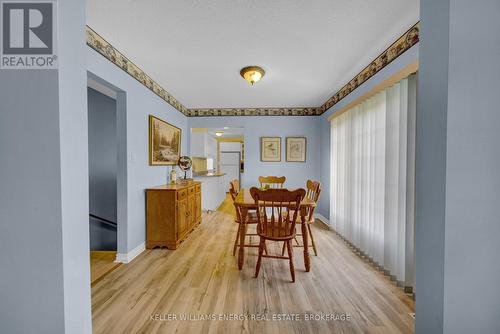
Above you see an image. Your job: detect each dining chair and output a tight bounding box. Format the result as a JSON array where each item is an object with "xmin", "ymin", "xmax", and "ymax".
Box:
[
  {"xmin": 230, "ymin": 179, "xmax": 240, "ymax": 194},
  {"xmin": 282, "ymin": 180, "xmax": 321, "ymax": 256},
  {"xmin": 229, "ymin": 179, "xmax": 240, "ymax": 198},
  {"xmin": 250, "ymin": 187, "xmax": 306, "ymax": 283},
  {"xmin": 258, "ymin": 176, "xmax": 286, "ymax": 189},
  {"xmin": 230, "ymin": 180, "xmax": 261, "ymax": 256}
]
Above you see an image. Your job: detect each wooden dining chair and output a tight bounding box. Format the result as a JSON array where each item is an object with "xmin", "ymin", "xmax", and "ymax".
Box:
[
  {"xmin": 250, "ymin": 187, "xmax": 306, "ymax": 282},
  {"xmin": 258, "ymin": 176, "xmax": 286, "ymax": 189},
  {"xmin": 230, "ymin": 180, "xmax": 261, "ymax": 256},
  {"xmin": 229, "ymin": 179, "xmax": 240, "ymax": 198},
  {"xmin": 282, "ymin": 180, "xmax": 321, "ymax": 256}
]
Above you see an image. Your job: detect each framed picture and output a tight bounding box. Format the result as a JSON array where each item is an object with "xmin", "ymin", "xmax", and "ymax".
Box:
[
  {"xmin": 149, "ymin": 115, "xmax": 181, "ymax": 165},
  {"xmin": 260, "ymin": 137, "xmax": 281, "ymax": 162},
  {"xmin": 286, "ymin": 137, "xmax": 306, "ymax": 162}
]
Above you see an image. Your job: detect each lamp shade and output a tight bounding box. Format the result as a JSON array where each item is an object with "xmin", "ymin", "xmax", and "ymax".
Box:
[{"xmin": 240, "ymin": 66, "xmax": 265, "ymax": 85}]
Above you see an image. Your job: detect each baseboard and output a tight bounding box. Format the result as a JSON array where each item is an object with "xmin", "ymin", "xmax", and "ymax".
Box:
[
  {"xmin": 314, "ymin": 214, "xmax": 331, "ymax": 228},
  {"xmin": 115, "ymin": 242, "xmax": 145, "ymax": 264}
]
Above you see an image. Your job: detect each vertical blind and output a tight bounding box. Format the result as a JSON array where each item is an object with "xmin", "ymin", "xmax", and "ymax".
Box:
[{"xmin": 330, "ymin": 74, "xmax": 417, "ymax": 290}]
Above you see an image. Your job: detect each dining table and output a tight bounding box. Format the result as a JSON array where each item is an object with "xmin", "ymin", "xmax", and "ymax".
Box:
[{"xmin": 233, "ymin": 188, "xmax": 317, "ymax": 272}]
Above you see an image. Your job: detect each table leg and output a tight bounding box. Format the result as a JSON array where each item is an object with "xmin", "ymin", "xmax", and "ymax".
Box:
[
  {"xmin": 301, "ymin": 207, "xmax": 311, "ymax": 272},
  {"xmin": 238, "ymin": 207, "xmax": 248, "ymax": 270}
]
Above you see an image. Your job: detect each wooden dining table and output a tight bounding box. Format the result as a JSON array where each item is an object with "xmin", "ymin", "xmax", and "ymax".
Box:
[{"xmin": 233, "ymin": 188, "xmax": 317, "ymax": 272}]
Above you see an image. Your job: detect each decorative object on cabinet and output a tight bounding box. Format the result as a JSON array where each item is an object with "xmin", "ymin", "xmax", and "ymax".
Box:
[
  {"xmin": 178, "ymin": 156, "xmax": 192, "ymax": 179},
  {"xmin": 169, "ymin": 167, "xmax": 177, "ymax": 184},
  {"xmin": 146, "ymin": 182, "xmax": 202, "ymax": 249},
  {"xmin": 149, "ymin": 115, "xmax": 181, "ymax": 166},
  {"xmin": 260, "ymin": 137, "xmax": 281, "ymax": 162},
  {"xmin": 286, "ymin": 137, "xmax": 307, "ymax": 162}
]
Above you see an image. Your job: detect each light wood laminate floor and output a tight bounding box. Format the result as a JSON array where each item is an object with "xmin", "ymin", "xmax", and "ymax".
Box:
[
  {"xmin": 91, "ymin": 200, "xmax": 414, "ymax": 334},
  {"xmin": 90, "ymin": 251, "xmax": 121, "ymax": 286}
]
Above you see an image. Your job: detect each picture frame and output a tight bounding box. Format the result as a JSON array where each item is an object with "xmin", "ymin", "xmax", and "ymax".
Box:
[
  {"xmin": 260, "ymin": 137, "xmax": 281, "ymax": 162},
  {"xmin": 286, "ymin": 137, "xmax": 306, "ymax": 162},
  {"xmin": 149, "ymin": 115, "xmax": 182, "ymax": 166}
]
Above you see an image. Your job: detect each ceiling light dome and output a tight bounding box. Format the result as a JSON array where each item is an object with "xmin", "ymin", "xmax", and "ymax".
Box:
[{"xmin": 240, "ymin": 66, "xmax": 265, "ymax": 85}]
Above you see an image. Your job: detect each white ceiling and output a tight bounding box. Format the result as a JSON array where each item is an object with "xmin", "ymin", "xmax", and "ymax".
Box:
[{"xmin": 86, "ymin": 0, "xmax": 419, "ymax": 109}]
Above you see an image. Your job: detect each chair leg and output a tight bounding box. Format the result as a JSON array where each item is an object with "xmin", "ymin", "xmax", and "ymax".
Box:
[
  {"xmin": 307, "ymin": 224, "xmax": 318, "ymax": 256},
  {"xmin": 283, "ymin": 225, "xmax": 297, "ymax": 255},
  {"xmin": 232, "ymin": 223, "xmax": 241, "ymax": 256},
  {"xmin": 255, "ymin": 238, "xmax": 265, "ymax": 278},
  {"xmin": 286, "ymin": 240, "xmax": 295, "ymax": 283}
]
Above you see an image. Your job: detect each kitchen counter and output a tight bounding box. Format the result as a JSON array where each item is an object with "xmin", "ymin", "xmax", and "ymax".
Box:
[
  {"xmin": 193, "ymin": 171, "xmax": 226, "ymax": 177},
  {"xmin": 192, "ymin": 172, "xmax": 228, "ymax": 210}
]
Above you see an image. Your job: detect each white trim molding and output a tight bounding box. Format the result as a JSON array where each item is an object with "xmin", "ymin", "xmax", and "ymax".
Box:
[
  {"xmin": 314, "ymin": 213, "xmax": 331, "ymax": 228},
  {"xmin": 115, "ymin": 242, "xmax": 145, "ymax": 264}
]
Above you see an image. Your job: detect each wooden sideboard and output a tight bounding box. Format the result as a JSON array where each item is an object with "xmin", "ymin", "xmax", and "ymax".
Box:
[{"xmin": 146, "ymin": 181, "xmax": 202, "ymax": 249}]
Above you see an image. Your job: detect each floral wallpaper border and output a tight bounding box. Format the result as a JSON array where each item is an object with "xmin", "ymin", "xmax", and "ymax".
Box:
[
  {"xmin": 86, "ymin": 26, "xmax": 189, "ymax": 116},
  {"xmin": 187, "ymin": 107, "xmax": 320, "ymax": 117},
  {"xmin": 86, "ymin": 22, "xmax": 419, "ymax": 117},
  {"xmin": 319, "ymin": 22, "xmax": 419, "ymax": 113}
]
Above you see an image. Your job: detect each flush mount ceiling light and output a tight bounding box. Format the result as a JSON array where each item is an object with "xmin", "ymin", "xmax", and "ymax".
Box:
[
  {"xmin": 240, "ymin": 66, "xmax": 265, "ymax": 85},
  {"xmin": 215, "ymin": 131, "xmax": 223, "ymax": 137}
]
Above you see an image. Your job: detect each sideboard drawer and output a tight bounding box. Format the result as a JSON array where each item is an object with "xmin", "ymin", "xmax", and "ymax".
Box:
[
  {"xmin": 188, "ymin": 186, "xmax": 195, "ymax": 195},
  {"xmin": 177, "ymin": 189, "xmax": 187, "ymax": 200},
  {"xmin": 195, "ymin": 184, "xmax": 201, "ymax": 193}
]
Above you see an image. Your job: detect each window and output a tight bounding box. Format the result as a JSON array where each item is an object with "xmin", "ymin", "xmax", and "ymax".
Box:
[{"xmin": 330, "ymin": 74, "xmax": 417, "ymax": 290}]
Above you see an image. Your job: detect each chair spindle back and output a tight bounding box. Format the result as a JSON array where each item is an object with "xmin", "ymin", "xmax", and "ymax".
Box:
[
  {"xmin": 305, "ymin": 180, "xmax": 321, "ymax": 221},
  {"xmin": 258, "ymin": 176, "xmax": 286, "ymax": 189},
  {"xmin": 229, "ymin": 179, "xmax": 240, "ymax": 201},
  {"xmin": 250, "ymin": 187, "xmax": 305, "ymax": 239}
]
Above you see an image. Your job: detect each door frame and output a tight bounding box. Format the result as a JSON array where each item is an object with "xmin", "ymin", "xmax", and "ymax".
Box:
[{"xmin": 87, "ymin": 71, "xmax": 128, "ymax": 260}]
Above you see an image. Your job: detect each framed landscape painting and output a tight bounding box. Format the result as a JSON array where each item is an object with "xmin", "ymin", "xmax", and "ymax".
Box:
[
  {"xmin": 149, "ymin": 115, "xmax": 181, "ymax": 166},
  {"xmin": 261, "ymin": 137, "xmax": 281, "ymax": 162},
  {"xmin": 286, "ymin": 137, "xmax": 306, "ymax": 162}
]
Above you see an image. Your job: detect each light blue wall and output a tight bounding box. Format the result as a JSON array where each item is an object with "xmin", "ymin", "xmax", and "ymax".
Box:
[
  {"xmin": 443, "ymin": 2, "xmax": 500, "ymax": 331},
  {"xmin": 188, "ymin": 117, "xmax": 321, "ymax": 190},
  {"xmin": 417, "ymin": 1, "xmax": 500, "ymax": 333},
  {"xmin": 317, "ymin": 43, "xmax": 419, "ymax": 219},
  {"xmin": 1, "ymin": 67, "xmax": 66, "ymax": 334},
  {"xmin": 0, "ymin": 1, "xmax": 91, "ymax": 333},
  {"xmin": 87, "ymin": 47, "xmax": 189, "ymax": 254},
  {"xmin": 415, "ymin": 2, "xmax": 448, "ymax": 331}
]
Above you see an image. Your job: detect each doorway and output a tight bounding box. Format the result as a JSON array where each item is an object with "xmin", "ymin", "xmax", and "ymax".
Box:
[
  {"xmin": 87, "ymin": 73, "xmax": 128, "ymax": 285},
  {"xmin": 216, "ymin": 128, "xmax": 244, "ymax": 190},
  {"xmin": 87, "ymin": 86, "xmax": 120, "ymax": 284}
]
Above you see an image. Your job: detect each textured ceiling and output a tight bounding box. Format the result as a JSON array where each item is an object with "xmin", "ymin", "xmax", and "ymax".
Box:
[{"xmin": 86, "ymin": 0, "xmax": 419, "ymax": 109}]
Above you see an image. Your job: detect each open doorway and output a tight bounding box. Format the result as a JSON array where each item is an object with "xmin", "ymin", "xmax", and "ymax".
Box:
[
  {"xmin": 214, "ymin": 128, "xmax": 244, "ymax": 188},
  {"xmin": 87, "ymin": 73, "xmax": 128, "ymax": 285},
  {"xmin": 87, "ymin": 84, "xmax": 120, "ymax": 285},
  {"xmin": 190, "ymin": 127, "xmax": 244, "ymax": 211}
]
